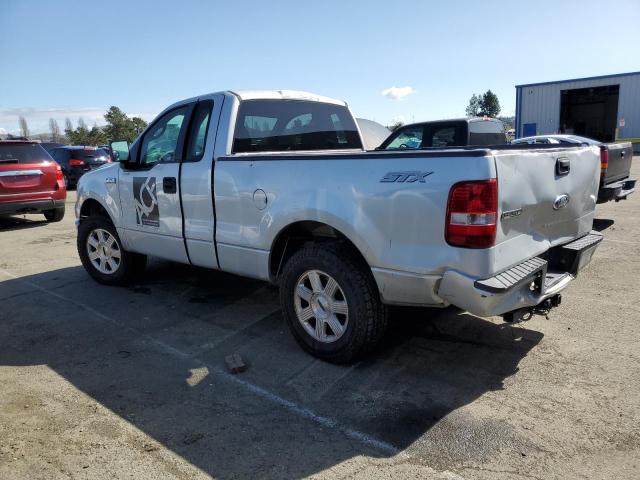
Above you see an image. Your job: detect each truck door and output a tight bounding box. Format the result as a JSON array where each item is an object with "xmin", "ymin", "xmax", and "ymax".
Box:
[{"xmin": 118, "ymin": 104, "xmax": 194, "ymax": 263}]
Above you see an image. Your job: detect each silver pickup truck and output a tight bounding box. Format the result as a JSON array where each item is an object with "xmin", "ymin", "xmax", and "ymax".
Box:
[{"xmin": 75, "ymin": 90, "xmax": 604, "ymax": 362}]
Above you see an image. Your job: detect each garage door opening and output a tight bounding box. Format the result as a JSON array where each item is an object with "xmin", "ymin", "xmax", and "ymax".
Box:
[{"xmin": 559, "ymin": 85, "xmax": 619, "ymax": 142}]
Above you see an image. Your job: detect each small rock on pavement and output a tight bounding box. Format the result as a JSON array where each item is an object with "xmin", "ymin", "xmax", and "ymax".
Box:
[{"xmin": 225, "ymin": 353, "xmax": 247, "ymax": 374}]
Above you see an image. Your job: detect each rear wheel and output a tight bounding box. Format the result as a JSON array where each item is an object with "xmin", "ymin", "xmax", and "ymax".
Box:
[
  {"xmin": 77, "ymin": 215, "xmax": 146, "ymax": 285},
  {"xmin": 279, "ymin": 242, "xmax": 387, "ymax": 363},
  {"xmin": 43, "ymin": 206, "xmax": 65, "ymax": 222}
]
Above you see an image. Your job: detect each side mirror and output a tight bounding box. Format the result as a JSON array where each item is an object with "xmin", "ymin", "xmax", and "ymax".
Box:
[{"xmin": 110, "ymin": 140, "xmax": 130, "ymax": 162}]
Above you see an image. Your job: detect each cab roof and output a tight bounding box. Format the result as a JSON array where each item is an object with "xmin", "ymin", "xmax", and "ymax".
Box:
[{"xmin": 228, "ymin": 90, "xmax": 347, "ymax": 106}]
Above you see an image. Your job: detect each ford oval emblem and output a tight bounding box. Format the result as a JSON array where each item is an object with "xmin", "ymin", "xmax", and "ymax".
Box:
[{"xmin": 553, "ymin": 194, "xmax": 570, "ymax": 210}]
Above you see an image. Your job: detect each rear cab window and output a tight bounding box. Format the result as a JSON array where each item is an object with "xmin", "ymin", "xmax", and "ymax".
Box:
[
  {"xmin": 468, "ymin": 120, "xmax": 507, "ymax": 146},
  {"xmin": 0, "ymin": 143, "xmax": 51, "ymax": 164},
  {"xmin": 232, "ymin": 100, "xmax": 362, "ymax": 153},
  {"xmin": 382, "ymin": 122, "xmax": 466, "ymax": 149}
]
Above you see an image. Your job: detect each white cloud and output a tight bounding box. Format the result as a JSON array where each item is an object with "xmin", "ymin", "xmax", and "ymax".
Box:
[{"xmin": 381, "ymin": 86, "xmax": 414, "ymax": 101}]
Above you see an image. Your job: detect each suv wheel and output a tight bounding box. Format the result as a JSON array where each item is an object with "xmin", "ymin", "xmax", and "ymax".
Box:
[
  {"xmin": 77, "ymin": 215, "xmax": 146, "ymax": 285},
  {"xmin": 43, "ymin": 206, "xmax": 65, "ymax": 222},
  {"xmin": 279, "ymin": 242, "xmax": 387, "ymax": 363}
]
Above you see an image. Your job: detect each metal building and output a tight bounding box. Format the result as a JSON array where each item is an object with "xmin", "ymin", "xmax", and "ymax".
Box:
[{"xmin": 515, "ymin": 71, "xmax": 640, "ymax": 152}]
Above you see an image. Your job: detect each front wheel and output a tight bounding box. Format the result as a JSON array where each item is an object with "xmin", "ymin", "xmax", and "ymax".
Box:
[
  {"xmin": 77, "ymin": 215, "xmax": 146, "ymax": 285},
  {"xmin": 279, "ymin": 242, "xmax": 387, "ymax": 363}
]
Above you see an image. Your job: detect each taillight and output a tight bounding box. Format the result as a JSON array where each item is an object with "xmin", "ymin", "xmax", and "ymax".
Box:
[
  {"xmin": 55, "ymin": 164, "xmax": 64, "ymax": 182},
  {"xmin": 445, "ymin": 179, "xmax": 498, "ymax": 248},
  {"xmin": 105, "ymin": 155, "xmax": 112, "ymax": 163},
  {"xmin": 600, "ymin": 148, "xmax": 608, "ymax": 177},
  {"xmin": 69, "ymin": 158, "xmax": 85, "ymax": 166}
]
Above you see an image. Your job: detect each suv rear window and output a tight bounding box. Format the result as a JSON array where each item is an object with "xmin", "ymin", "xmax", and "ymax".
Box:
[
  {"xmin": 0, "ymin": 143, "xmax": 51, "ymax": 164},
  {"xmin": 233, "ymin": 100, "xmax": 362, "ymax": 153},
  {"xmin": 67, "ymin": 148, "xmax": 110, "ymax": 159}
]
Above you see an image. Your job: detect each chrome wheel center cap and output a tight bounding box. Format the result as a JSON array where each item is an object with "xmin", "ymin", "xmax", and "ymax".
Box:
[{"xmin": 311, "ymin": 293, "xmax": 330, "ymax": 318}]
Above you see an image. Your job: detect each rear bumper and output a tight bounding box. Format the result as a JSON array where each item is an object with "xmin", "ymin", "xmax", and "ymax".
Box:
[
  {"xmin": 598, "ymin": 178, "xmax": 636, "ymax": 203},
  {"xmin": 437, "ymin": 231, "xmax": 603, "ymax": 317},
  {"xmin": 0, "ymin": 198, "xmax": 65, "ymax": 215}
]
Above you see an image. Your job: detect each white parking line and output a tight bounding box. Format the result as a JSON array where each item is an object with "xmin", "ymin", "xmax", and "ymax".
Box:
[{"xmin": 0, "ymin": 267, "xmax": 403, "ymax": 457}]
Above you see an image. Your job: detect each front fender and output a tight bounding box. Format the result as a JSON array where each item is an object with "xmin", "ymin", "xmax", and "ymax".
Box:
[{"xmin": 75, "ymin": 164, "xmax": 121, "ymax": 227}]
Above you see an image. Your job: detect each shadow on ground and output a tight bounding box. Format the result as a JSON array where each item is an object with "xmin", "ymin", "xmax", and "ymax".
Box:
[
  {"xmin": 593, "ymin": 218, "xmax": 615, "ymax": 232},
  {"xmin": 0, "ymin": 215, "xmax": 48, "ymax": 232},
  {"xmin": 0, "ymin": 262, "xmax": 543, "ymax": 478}
]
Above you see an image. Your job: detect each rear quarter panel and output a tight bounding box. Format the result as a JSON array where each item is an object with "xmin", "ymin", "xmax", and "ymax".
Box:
[{"xmin": 214, "ymin": 151, "xmax": 497, "ymax": 278}]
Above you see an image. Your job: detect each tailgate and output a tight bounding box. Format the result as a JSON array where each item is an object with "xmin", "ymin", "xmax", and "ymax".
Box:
[
  {"xmin": 603, "ymin": 142, "xmax": 633, "ymax": 184},
  {"xmin": 493, "ymin": 146, "xmax": 600, "ymax": 265}
]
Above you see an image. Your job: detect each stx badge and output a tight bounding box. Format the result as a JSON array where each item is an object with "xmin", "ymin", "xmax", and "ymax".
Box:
[{"xmin": 380, "ymin": 171, "xmax": 434, "ymax": 183}]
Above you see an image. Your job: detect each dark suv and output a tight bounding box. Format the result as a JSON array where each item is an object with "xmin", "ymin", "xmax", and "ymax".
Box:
[{"xmin": 49, "ymin": 146, "xmax": 112, "ymax": 188}]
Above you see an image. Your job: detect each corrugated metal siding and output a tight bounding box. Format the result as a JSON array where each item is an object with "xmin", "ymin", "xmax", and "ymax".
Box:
[{"xmin": 515, "ymin": 72, "xmax": 640, "ymax": 152}]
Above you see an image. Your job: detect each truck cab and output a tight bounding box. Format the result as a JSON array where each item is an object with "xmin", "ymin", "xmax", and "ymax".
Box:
[{"xmin": 379, "ymin": 117, "xmax": 507, "ymax": 150}]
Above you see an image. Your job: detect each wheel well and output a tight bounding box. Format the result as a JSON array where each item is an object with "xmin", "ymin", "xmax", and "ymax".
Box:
[
  {"xmin": 269, "ymin": 221, "xmax": 369, "ymax": 281},
  {"xmin": 79, "ymin": 199, "xmax": 111, "ymax": 222}
]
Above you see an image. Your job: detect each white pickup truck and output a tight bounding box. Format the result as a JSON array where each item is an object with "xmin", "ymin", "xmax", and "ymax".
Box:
[{"xmin": 76, "ymin": 90, "xmax": 603, "ymax": 362}]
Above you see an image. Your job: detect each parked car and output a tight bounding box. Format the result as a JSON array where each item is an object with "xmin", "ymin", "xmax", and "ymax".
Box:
[
  {"xmin": 378, "ymin": 117, "xmax": 507, "ymax": 150},
  {"xmin": 39, "ymin": 142, "xmax": 66, "ymax": 153},
  {"xmin": 0, "ymin": 140, "xmax": 66, "ymax": 221},
  {"xmin": 49, "ymin": 146, "xmax": 112, "ymax": 188},
  {"xmin": 355, "ymin": 118, "xmax": 391, "ymax": 150},
  {"xmin": 512, "ymin": 135, "xmax": 635, "ymax": 203},
  {"xmin": 76, "ymin": 90, "xmax": 602, "ymax": 362}
]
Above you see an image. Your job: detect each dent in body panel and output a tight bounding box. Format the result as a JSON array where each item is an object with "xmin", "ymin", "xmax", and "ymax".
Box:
[
  {"xmin": 213, "ymin": 154, "xmax": 497, "ymax": 280},
  {"xmin": 492, "ymin": 146, "xmax": 600, "ymax": 273}
]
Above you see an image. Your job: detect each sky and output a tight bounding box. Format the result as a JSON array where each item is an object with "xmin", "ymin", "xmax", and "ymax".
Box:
[{"xmin": 1, "ymin": 0, "xmax": 639, "ymax": 135}]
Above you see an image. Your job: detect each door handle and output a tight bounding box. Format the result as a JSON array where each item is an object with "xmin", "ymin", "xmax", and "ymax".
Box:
[
  {"xmin": 163, "ymin": 177, "xmax": 177, "ymax": 194},
  {"xmin": 556, "ymin": 157, "xmax": 570, "ymax": 176}
]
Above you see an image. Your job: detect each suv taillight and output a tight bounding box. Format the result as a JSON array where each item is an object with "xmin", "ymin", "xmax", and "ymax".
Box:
[
  {"xmin": 445, "ymin": 179, "xmax": 498, "ymax": 248},
  {"xmin": 55, "ymin": 164, "xmax": 64, "ymax": 181},
  {"xmin": 69, "ymin": 158, "xmax": 85, "ymax": 166},
  {"xmin": 600, "ymin": 147, "xmax": 609, "ymax": 177}
]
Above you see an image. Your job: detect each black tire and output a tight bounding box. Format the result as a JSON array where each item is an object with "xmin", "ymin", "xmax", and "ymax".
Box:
[
  {"xmin": 77, "ymin": 215, "xmax": 147, "ymax": 286},
  {"xmin": 43, "ymin": 206, "xmax": 65, "ymax": 222},
  {"xmin": 279, "ymin": 242, "xmax": 387, "ymax": 363}
]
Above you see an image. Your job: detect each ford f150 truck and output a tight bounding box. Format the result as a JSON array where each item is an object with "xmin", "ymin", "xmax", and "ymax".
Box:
[{"xmin": 75, "ymin": 90, "xmax": 603, "ymax": 362}]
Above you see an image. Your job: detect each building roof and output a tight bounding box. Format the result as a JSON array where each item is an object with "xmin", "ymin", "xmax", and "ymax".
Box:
[{"xmin": 516, "ymin": 71, "xmax": 640, "ymax": 89}]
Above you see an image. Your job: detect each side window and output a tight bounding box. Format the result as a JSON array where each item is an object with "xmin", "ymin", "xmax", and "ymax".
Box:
[
  {"xmin": 139, "ymin": 107, "xmax": 188, "ymax": 166},
  {"xmin": 185, "ymin": 101, "xmax": 213, "ymax": 161},
  {"xmin": 385, "ymin": 127, "xmax": 424, "ymax": 149}
]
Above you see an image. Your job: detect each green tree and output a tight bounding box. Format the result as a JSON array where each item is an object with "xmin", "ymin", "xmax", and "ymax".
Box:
[
  {"xmin": 465, "ymin": 94, "xmax": 482, "ymax": 117},
  {"xmin": 481, "ymin": 90, "xmax": 501, "ymax": 117},
  {"xmin": 466, "ymin": 90, "xmax": 501, "ymax": 118},
  {"xmin": 103, "ymin": 106, "xmax": 148, "ymax": 143}
]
